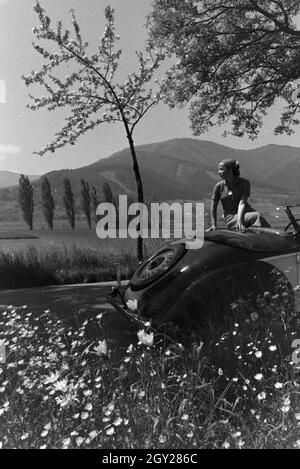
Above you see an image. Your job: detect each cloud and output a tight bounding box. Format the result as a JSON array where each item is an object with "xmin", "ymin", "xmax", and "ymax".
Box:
[{"xmin": 0, "ymin": 144, "xmax": 21, "ymax": 160}]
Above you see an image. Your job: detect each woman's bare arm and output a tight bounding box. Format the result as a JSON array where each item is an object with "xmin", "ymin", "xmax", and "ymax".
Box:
[
  {"xmin": 209, "ymin": 198, "xmax": 218, "ymax": 230},
  {"xmin": 236, "ymin": 200, "xmax": 247, "ymax": 231}
]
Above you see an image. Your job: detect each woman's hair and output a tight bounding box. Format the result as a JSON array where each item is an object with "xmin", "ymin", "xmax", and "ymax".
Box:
[{"xmin": 220, "ymin": 159, "xmax": 240, "ymax": 177}]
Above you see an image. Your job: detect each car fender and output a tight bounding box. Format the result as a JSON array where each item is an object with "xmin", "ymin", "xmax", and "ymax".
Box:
[{"xmin": 163, "ymin": 260, "xmax": 294, "ymax": 325}]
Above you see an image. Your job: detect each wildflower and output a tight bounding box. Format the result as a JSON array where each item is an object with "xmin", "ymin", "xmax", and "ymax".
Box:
[
  {"xmin": 83, "ymin": 389, "xmax": 92, "ymax": 397},
  {"xmin": 113, "ymin": 417, "xmax": 122, "ymax": 426},
  {"xmin": 275, "ymin": 382, "xmax": 283, "ymax": 389},
  {"xmin": 20, "ymin": 433, "xmax": 29, "ymax": 440},
  {"xmin": 39, "ymin": 445, "xmax": 47, "ymax": 449},
  {"xmin": 218, "ymin": 368, "xmax": 223, "ymax": 376},
  {"xmin": 85, "ymin": 403, "xmax": 93, "ymax": 411},
  {"xmin": 62, "ymin": 437, "xmax": 71, "ymax": 448},
  {"xmin": 254, "ymin": 373, "xmax": 263, "ymax": 381},
  {"xmin": 92, "ymin": 338, "xmax": 108, "ymax": 357},
  {"xmin": 55, "ymin": 393, "xmax": 79, "ymax": 408},
  {"xmin": 281, "ymin": 405, "xmax": 290, "ymax": 413},
  {"xmin": 51, "ymin": 379, "xmax": 69, "ymax": 393},
  {"xmin": 223, "ymin": 440, "xmax": 230, "ymax": 449},
  {"xmin": 76, "ymin": 437, "xmax": 84, "ymax": 447},
  {"xmin": 106, "ymin": 426, "xmax": 115, "ymax": 436},
  {"xmin": 43, "ymin": 370, "xmax": 61, "ymax": 385},
  {"xmin": 294, "ymin": 440, "xmax": 300, "ymax": 449},
  {"xmin": 257, "ymin": 392, "xmax": 266, "ymax": 401},
  {"xmin": 126, "ymin": 299, "xmax": 138, "ymax": 312},
  {"xmin": 48, "ymin": 352, "xmax": 58, "ymax": 362},
  {"xmin": 89, "ymin": 430, "xmax": 98, "ymax": 440},
  {"xmin": 255, "ymin": 351, "xmax": 262, "ymax": 358},
  {"xmin": 295, "ymin": 413, "xmax": 300, "ymax": 421},
  {"xmin": 137, "ymin": 330, "xmax": 154, "ymax": 346},
  {"xmin": 81, "ymin": 412, "xmax": 89, "ymax": 420},
  {"xmin": 159, "ymin": 434, "xmax": 167, "ymax": 444},
  {"xmin": 41, "ymin": 430, "xmax": 48, "ymax": 438},
  {"xmin": 232, "ymin": 431, "xmax": 241, "ymax": 438},
  {"xmin": 269, "ymin": 345, "xmax": 277, "ymax": 352},
  {"xmin": 181, "ymin": 414, "xmax": 189, "ymax": 421}
]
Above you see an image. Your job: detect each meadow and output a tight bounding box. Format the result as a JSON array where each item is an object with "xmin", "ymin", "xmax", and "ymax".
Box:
[
  {"xmin": 0, "ymin": 287, "xmax": 299, "ymax": 449},
  {"xmin": 0, "ymin": 220, "xmax": 165, "ymax": 288}
]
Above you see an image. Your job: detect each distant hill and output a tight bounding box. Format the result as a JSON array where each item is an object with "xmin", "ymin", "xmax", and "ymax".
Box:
[
  {"xmin": 0, "ymin": 171, "xmax": 40, "ymax": 189},
  {"xmin": 32, "ymin": 139, "xmax": 300, "ymax": 198},
  {"xmin": 0, "ymin": 138, "xmax": 299, "ymax": 222}
]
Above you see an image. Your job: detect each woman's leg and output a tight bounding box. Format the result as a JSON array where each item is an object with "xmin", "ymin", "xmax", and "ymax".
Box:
[
  {"xmin": 225, "ymin": 214, "xmax": 238, "ymax": 230},
  {"xmin": 244, "ymin": 212, "xmax": 271, "ymax": 228}
]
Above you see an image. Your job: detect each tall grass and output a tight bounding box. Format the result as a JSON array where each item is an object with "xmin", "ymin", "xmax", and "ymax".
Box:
[
  {"xmin": 0, "ymin": 287, "xmax": 299, "ymax": 449},
  {"xmin": 0, "ymin": 238, "xmax": 165, "ymax": 288}
]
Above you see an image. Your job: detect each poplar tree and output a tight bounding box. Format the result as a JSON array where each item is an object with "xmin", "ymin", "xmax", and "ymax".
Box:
[
  {"xmin": 63, "ymin": 178, "xmax": 75, "ymax": 229},
  {"xmin": 80, "ymin": 179, "xmax": 91, "ymax": 230},
  {"xmin": 41, "ymin": 175, "xmax": 55, "ymax": 229},
  {"xmin": 18, "ymin": 175, "xmax": 34, "ymax": 230}
]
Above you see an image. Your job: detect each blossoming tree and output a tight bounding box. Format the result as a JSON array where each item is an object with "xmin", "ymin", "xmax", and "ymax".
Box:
[
  {"xmin": 23, "ymin": 2, "xmax": 166, "ymax": 261},
  {"xmin": 148, "ymin": 0, "xmax": 300, "ymax": 138}
]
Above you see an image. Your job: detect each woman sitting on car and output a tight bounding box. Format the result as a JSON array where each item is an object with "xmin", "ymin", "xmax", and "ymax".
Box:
[{"xmin": 208, "ymin": 159, "xmax": 270, "ymax": 232}]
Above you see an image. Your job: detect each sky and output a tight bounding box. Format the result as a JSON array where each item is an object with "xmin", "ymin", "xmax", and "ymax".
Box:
[{"xmin": 1, "ymin": 0, "xmax": 300, "ymax": 175}]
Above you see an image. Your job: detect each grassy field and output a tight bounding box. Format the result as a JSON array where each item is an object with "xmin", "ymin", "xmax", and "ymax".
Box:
[
  {"xmin": 0, "ymin": 220, "xmax": 166, "ymax": 288},
  {"xmin": 0, "ymin": 289, "xmax": 299, "ymax": 449}
]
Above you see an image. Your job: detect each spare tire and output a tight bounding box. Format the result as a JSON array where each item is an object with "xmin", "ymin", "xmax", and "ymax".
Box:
[{"xmin": 130, "ymin": 243, "xmax": 186, "ymax": 290}]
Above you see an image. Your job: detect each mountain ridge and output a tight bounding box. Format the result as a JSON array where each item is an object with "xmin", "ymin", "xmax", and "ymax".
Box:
[{"xmin": 0, "ymin": 138, "xmax": 299, "ymax": 223}]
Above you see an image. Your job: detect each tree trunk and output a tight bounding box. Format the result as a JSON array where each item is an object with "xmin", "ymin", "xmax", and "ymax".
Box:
[{"xmin": 127, "ymin": 132, "xmax": 144, "ymax": 262}]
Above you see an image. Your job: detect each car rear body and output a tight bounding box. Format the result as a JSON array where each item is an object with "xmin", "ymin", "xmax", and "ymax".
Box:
[{"xmin": 108, "ymin": 226, "xmax": 300, "ymax": 326}]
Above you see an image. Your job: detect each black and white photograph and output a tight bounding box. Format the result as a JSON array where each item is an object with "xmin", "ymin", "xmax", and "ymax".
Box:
[{"xmin": 0, "ymin": 0, "xmax": 300, "ymax": 451}]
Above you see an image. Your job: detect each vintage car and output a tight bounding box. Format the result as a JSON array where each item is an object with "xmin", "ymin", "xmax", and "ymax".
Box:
[{"xmin": 107, "ymin": 206, "xmax": 300, "ymax": 332}]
